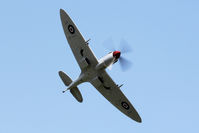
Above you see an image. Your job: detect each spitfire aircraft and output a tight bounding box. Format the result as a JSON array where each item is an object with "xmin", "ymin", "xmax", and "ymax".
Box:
[{"xmin": 59, "ymin": 9, "xmax": 142, "ymax": 123}]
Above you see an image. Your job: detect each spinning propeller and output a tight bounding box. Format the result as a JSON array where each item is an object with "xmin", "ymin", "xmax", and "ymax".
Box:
[{"xmin": 103, "ymin": 38, "xmax": 133, "ymax": 71}]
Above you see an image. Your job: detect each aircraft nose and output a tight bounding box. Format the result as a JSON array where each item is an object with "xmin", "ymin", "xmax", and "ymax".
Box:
[{"xmin": 113, "ymin": 51, "xmax": 121, "ymax": 59}]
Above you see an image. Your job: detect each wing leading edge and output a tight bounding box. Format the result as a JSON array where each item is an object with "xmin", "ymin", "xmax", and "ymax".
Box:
[{"xmin": 90, "ymin": 70, "xmax": 142, "ymax": 122}]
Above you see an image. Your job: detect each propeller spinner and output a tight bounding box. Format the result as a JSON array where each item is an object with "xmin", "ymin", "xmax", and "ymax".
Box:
[
  {"xmin": 103, "ymin": 38, "xmax": 132, "ymax": 71},
  {"xmin": 113, "ymin": 51, "xmax": 121, "ymax": 59}
]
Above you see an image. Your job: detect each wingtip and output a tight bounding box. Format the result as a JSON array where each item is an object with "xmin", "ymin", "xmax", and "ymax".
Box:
[
  {"xmin": 78, "ymin": 99, "xmax": 83, "ymax": 103},
  {"xmin": 58, "ymin": 71, "xmax": 63, "ymax": 77},
  {"xmin": 134, "ymin": 114, "xmax": 142, "ymax": 123},
  {"xmin": 60, "ymin": 8, "xmax": 65, "ymax": 14},
  {"xmin": 137, "ymin": 117, "xmax": 142, "ymax": 123},
  {"xmin": 130, "ymin": 110, "xmax": 142, "ymax": 123}
]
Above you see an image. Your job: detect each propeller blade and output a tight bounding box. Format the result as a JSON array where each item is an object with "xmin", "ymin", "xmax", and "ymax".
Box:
[
  {"xmin": 119, "ymin": 39, "xmax": 132, "ymax": 54},
  {"xmin": 108, "ymin": 62, "xmax": 113, "ymax": 70},
  {"xmin": 102, "ymin": 37, "xmax": 115, "ymax": 51},
  {"xmin": 119, "ymin": 56, "xmax": 132, "ymax": 71}
]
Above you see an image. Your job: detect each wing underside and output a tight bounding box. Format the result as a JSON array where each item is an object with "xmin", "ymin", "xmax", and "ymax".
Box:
[
  {"xmin": 60, "ymin": 9, "xmax": 98, "ymax": 70},
  {"xmin": 90, "ymin": 70, "xmax": 142, "ymax": 122}
]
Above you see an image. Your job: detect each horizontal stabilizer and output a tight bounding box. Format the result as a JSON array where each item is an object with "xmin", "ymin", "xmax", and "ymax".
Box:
[
  {"xmin": 70, "ymin": 87, "xmax": 83, "ymax": 103},
  {"xmin": 58, "ymin": 71, "xmax": 83, "ymax": 103},
  {"xmin": 59, "ymin": 71, "xmax": 72, "ymax": 86}
]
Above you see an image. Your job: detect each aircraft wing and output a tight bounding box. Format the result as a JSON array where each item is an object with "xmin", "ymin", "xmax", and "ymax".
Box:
[
  {"xmin": 60, "ymin": 9, "xmax": 98, "ymax": 70},
  {"xmin": 90, "ymin": 70, "xmax": 142, "ymax": 122}
]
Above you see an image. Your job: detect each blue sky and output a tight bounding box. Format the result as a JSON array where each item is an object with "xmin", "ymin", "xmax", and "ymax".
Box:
[{"xmin": 0, "ymin": 0, "xmax": 199, "ymax": 132}]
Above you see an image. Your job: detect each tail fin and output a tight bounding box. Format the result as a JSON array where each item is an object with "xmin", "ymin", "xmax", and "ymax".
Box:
[{"xmin": 58, "ymin": 71, "xmax": 83, "ymax": 103}]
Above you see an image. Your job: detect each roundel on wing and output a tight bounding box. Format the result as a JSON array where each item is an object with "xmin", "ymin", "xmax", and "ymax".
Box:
[
  {"xmin": 121, "ymin": 101, "xmax": 130, "ymax": 110},
  {"xmin": 68, "ymin": 25, "xmax": 75, "ymax": 34}
]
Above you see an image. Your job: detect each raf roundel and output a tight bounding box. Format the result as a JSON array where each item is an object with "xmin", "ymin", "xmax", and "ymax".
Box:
[
  {"xmin": 121, "ymin": 101, "xmax": 130, "ymax": 110},
  {"xmin": 68, "ymin": 25, "xmax": 75, "ymax": 34}
]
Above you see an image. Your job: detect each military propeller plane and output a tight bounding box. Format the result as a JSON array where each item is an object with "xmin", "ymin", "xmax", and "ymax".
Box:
[{"xmin": 59, "ymin": 9, "xmax": 142, "ymax": 123}]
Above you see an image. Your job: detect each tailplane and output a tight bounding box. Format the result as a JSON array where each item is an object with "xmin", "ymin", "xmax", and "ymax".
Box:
[
  {"xmin": 58, "ymin": 71, "xmax": 83, "ymax": 103},
  {"xmin": 70, "ymin": 87, "xmax": 83, "ymax": 103}
]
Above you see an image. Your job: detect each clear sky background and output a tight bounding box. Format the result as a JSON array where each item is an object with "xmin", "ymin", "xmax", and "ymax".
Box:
[{"xmin": 0, "ymin": 0, "xmax": 199, "ymax": 133}]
